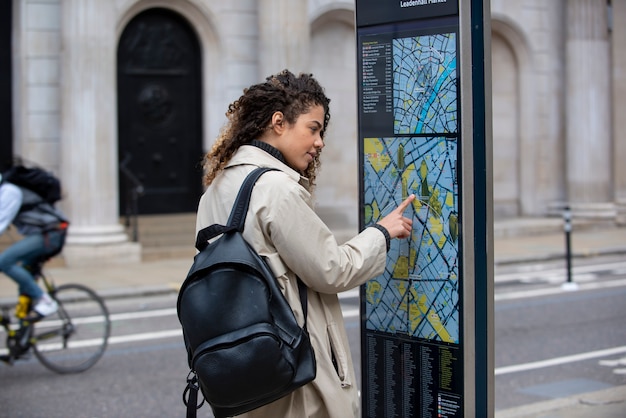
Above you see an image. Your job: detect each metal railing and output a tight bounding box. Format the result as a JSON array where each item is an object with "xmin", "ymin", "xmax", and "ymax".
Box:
[{"xmin": 119, "ymin": 153, "xmax": 144, "ymax": 242}]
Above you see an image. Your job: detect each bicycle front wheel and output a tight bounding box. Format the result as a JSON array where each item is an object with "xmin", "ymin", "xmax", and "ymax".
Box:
[{"xmin": 33, "ymin": 283, "xmax": 111, "ymax": 373}]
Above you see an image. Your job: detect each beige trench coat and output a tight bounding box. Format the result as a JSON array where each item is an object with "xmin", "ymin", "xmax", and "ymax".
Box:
[{"xmin": 196, "ymin": 145, "xmax": 387, "ymax": 418}]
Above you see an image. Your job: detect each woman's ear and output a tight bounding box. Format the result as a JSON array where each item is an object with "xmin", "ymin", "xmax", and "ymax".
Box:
[{"xmin": 271, "ymin": 111, "xmax": 285, "ymax": 133}]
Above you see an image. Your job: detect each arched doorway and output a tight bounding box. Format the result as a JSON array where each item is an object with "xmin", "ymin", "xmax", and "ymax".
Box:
[
  {"xmin": 491, "ymin": 32, "xmax": 520, "ymax": 218},
  {"xmin": 117, "ymin": 8, "xmax": 203, "ymax": 215},
  {"xmin": 311, "ymin": 11, "xmax": 358, "ymax": 233}
]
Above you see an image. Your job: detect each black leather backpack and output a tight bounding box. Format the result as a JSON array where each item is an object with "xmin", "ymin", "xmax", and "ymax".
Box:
[{"xmin": 177, "ymin": 167, "xmax": 316, "ymax": 418}]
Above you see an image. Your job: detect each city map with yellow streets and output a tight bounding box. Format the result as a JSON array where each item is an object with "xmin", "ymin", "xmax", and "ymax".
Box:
[{"xmin": 363, "ymin": 136, "xmax": 459, "ymax": 343}]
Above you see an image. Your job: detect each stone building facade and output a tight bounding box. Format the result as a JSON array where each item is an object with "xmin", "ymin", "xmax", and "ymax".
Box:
[{"xmin": 2, "ymin": 0, "xmax": 625, "ymax": 266}]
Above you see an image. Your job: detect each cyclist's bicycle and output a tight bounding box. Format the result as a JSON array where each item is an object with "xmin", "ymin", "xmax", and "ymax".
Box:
[{"xmin": 0, "ymin": 258, "xmax": 110, "ymax": 373}]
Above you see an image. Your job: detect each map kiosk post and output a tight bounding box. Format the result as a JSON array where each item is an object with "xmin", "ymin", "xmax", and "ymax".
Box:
[{"xmin": 356, "ymin": 1, "xmax": 493, "ymax": 417}]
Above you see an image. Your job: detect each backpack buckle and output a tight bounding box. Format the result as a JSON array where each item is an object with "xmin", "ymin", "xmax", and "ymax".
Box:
[{"xmin": 183, "ymin": 371, "xmax": 205, "ymax": 413}]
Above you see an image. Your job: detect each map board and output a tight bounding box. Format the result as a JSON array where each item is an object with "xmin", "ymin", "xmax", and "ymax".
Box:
[{"xmin": 357, "ymin": 5, "xmax": 463, "ymax": 418}]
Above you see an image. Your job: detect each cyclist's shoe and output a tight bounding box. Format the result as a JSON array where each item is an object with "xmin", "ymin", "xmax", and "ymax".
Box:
[
  {"xmin": 32, "ymin": 293, "xmax": 58, "ymax": 318},
  {"xmin": 0, "ymin": 354, "xmax": 14, "ymax": 364},
  {"xmin": 6, "ymin": 324, "xmax": 33, "ymax": 359}
]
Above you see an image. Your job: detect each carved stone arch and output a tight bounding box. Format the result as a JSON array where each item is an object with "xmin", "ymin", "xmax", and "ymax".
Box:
[
  {"xmin": 117, "ymin": 1, "xmax": 223, "ymax": 149},
  {"xmin": 491, "ymin": 16, "xmax": 536, "ymax": 217},
  {"xmin": 310, "ymin": 2, "xmax": 354, "ymax": 30}
]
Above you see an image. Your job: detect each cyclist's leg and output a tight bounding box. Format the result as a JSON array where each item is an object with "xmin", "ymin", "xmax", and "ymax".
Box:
[
  {"xmin": 40, "ymin": 229, "xmax": 66, "ymax": 260},
  {"xmin": 29, "ymin": 230, "xmax": 66, "ymax": 316},
  {"xmin": 0, "ymin": 234, "xmax": 45, "ymax": 299}
]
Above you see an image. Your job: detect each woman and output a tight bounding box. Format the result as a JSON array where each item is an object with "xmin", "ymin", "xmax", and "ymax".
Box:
[{"xmin": 196, "ymin": 69, "xmax": 414, "ymax": 417}]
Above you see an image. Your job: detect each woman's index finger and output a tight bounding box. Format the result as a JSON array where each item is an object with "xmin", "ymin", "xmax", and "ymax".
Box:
[{"xmin": 396, "ymin": 194, "xmax": 416, "ymax": 213}]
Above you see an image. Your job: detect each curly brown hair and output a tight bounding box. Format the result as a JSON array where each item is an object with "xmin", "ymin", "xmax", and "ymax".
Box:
[{"xmin": 202, "ymin": 69, "xmax": 331, "ymax": 187}]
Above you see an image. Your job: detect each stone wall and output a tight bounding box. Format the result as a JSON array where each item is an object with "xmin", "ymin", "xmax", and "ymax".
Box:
[{"xmin": 9, "ymin": 0, "xmax": 625, "ymax": 264}]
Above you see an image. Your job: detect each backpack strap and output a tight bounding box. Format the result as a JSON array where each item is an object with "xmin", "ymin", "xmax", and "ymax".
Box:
[
  {"xmin": 223, "ymin": 168, "xmax": 310, "ymax": 322},
  {"xmin": 195, "ymin": 167, "xmax": 277, "ymax": 251},
  {"xmin": 229, "ymin": 168, "xmax": 312, "ymax": 316},
  {"xmin": 196, "ymin": 167, "xmax": 309, "ymax": 319},
  {"xmin": 226, "ymin": 167, "xmax": 278, "ymax": 231},
  {"xmin": 195, "ymin": 224, "xmax": 235, "ymax": 251},
  {"xmin": 297, "ymin": 277, "xmax": 308, "ymax": 325}
]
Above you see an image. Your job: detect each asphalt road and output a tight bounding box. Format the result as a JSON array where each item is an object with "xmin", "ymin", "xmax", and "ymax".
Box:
[
  {"xmin": 0, "ymin": 293, "xmax": 188, "ymax": 418},
  {"xmin": 493, "ymin": 257, "xmax": 626, "ymax": 411},
  {"xmin": 0, "ymin": 257, "xmax": 624, "ymax": 417}
]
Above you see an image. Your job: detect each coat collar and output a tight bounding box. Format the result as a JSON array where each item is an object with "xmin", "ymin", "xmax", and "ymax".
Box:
[
  {"xmin": 226, "ymin": 144, "xmax": 310, "ymax": 188},
  {"xmin": 250, "ymin": 140, "xmax": 286, "ymax": 165}
]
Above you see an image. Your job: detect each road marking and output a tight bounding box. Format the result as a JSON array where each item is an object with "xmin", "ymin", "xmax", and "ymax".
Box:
[
  {"xmin": 599, "ymin": 356, "xmax": 626, "ymax": 375},
  {"xmin": 495, "ymin": 277, "xmax": 626, "ymax": 301},
  {"xmin": 103, "ymin": 306, "xmax": 361, "ymax": 347},
  {"xmin": 31, "ymin": 330, "xmax": 184, "ymax": 353},
  {"xmin": 110, "ymin": 305, "xmax": 361, "ymax": 321},
  {"xmin": 0, "ymin": 329, "xmax": 184, "ymax": 355},
  {"xmin": 495, "ymin": 261, "xmax": 626, "ymax": 283},
  {"xmin": 109, "ymin": 308, "xmax": 176, "ymax": 321},
  {"xmin": 495, "ymin": 345, "xmax": 626, "ymax": 376},
  {"xmin": 108, "ymin": 329, "xmax": 182, "ymax": 345}
]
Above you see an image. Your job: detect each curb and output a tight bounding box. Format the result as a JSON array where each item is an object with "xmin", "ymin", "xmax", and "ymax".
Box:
[{"xmin": 496, "ymin": 384, "xmax": 626, "ymax": 418}]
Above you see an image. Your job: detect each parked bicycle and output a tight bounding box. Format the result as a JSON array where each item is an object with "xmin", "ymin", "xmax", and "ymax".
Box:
[{"xmin": 0, "ymin": 257, "xmax": 110, "ymax": 373}]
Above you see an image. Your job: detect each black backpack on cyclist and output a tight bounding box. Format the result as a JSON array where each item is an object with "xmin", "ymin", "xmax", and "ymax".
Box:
[
  {"xmin": 1, "ymin": 164, "xmax": 69, "ymax": 258},
  {"xmin": 176, "ymin": 167, "xmax": 316, "ymax": 418},
  {"xmin": 3, "ymin": 165, "xmax": 62, "ymax": 205}
]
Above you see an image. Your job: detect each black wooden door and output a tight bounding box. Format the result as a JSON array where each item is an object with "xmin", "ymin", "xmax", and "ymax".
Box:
[{"xmin": 117, "ymin": 8, "xmax": 203, "ymax": 214}]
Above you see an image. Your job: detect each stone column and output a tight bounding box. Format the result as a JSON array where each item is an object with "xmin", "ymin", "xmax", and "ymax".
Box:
[
  {"xmin": 60, "ymin": 0, "xmax": 140, "ymax": 266},
  {"xmin": 565, "ymin": 0, "xmax": 614, "ymax": 220},
  {"xmin": 612, "ymin": 1, "xmax": 626, "ymax": 225},
  {"xmin": 258, "ymin": 0, "xmax": 309, "ymax": 79}
]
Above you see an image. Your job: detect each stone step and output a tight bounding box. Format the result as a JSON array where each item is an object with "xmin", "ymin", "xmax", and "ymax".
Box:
[
  {"xmin": 124, "ymin": 213, "xmax": 196, "ymax": 260},
  {"xmin": 122, "ymin": 213, "xmax": 196, "ymax": 247}
]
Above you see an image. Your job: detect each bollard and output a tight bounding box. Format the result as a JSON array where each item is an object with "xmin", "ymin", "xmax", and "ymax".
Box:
[{"xmin": 562, "ymin": 205, "xmax": 578, "ymax": 291}]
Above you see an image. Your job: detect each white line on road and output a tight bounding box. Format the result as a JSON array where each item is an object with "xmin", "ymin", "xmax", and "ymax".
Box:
[
  {"xmin": 108, "ymin": 329, "xmax": 182, "ymax": 345},
  {"xmin": 495, "ymin": 260, "xmax": 626, "ymax": 283},
  {"xmin": 495, "ymin": 345, "xmax": 626, "ymax": 376},
  {"xmin": 495, "ymin": 277, "xmax": 626, "ymax": 301},
  {"xmin": 106, "ymin": 327, "xmax": 626, "ymax": 380},
  {"xmin": 0, "ymin": 329, "xmax": 185, "ymax": 355},
  {"xmin": 108, "ymin": 293, "xmax": 359, "ymax": 322},
  {"xmin": 109, "ymin": 308, "xmax": 177, "ymax": 322},
  {"xmin": 105, "ymin": 307, "xmax": 361, "ymax": 347}
]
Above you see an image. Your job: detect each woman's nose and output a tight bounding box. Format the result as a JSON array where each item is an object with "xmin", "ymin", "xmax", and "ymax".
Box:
[{"xmin": 315, "ymin": 135, "xmax": 325, "ymax": 149}]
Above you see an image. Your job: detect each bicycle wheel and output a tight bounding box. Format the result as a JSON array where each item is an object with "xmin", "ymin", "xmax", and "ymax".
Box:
[{"xmin": 33, "ymin": 283, "xmax": 110, "ymax": 373}]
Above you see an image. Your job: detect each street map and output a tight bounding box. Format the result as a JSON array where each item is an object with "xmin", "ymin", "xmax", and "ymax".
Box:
[
  {"xmin": 393, "ymin": 32, "xmax": 457, "ymax": 134},
  {"xmin": 363, "ymin": 136, "xmax": 459, "ymax": 343},
  {"xmin": 362, "ymin": 30, "xmax": 459, "ymax": 343}
]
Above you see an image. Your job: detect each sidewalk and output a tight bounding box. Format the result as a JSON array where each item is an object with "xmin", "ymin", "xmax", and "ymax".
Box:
[
  {"xmin": 496, "ymin": 384, "xmax": 626, "ymax": 418},
  {"xmin": 2, "ymin": 220, "xmax": 625, "ymax": 302},
  {"xmin": 1, "ymin": 221, "xmax": 625, "ymax": 417}
]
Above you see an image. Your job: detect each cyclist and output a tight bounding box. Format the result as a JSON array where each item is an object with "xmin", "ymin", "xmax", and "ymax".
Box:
[{"xmin": 0, "ymin": 172, "xmax": 69, "ymax": 320}]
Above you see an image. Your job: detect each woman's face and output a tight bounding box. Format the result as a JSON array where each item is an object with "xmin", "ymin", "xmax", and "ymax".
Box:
[{"xmin": 274, "ymin": 105, "xmax": 326, "ymax": 172}]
